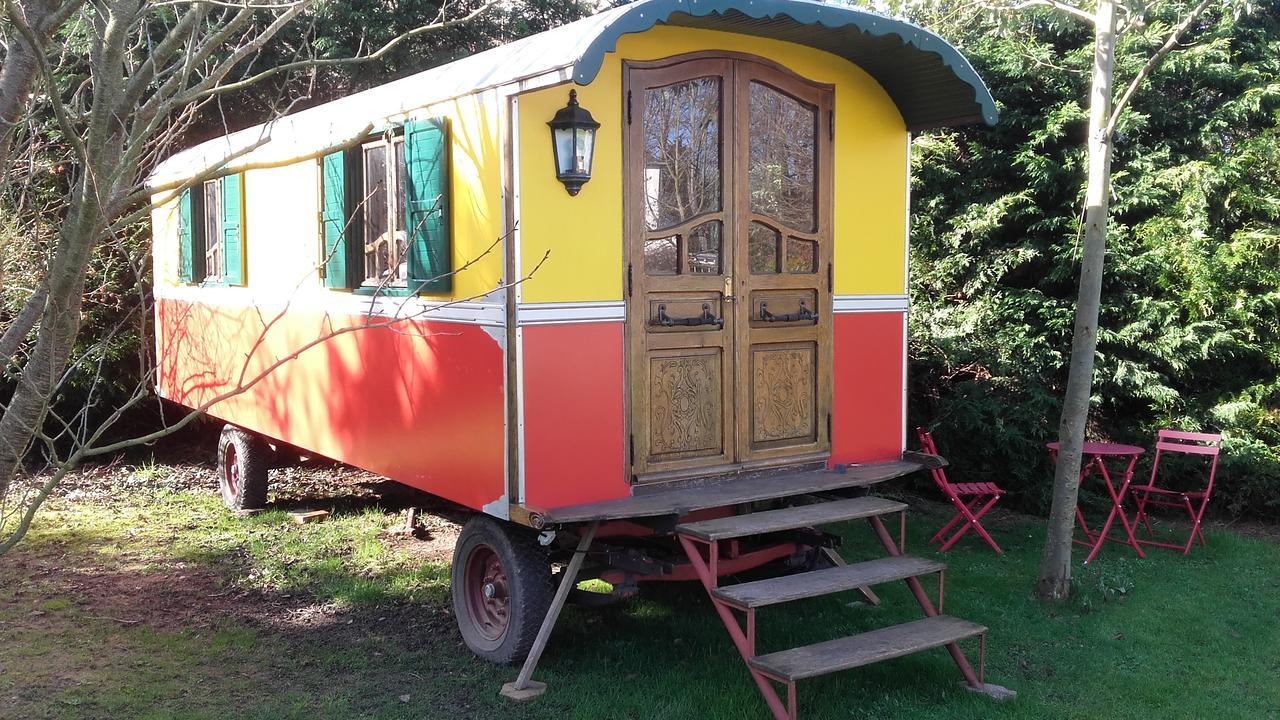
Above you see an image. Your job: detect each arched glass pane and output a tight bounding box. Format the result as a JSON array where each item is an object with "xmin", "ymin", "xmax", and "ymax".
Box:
[
  {"xmin": 644, "ymin": 78, "xmax": 722, "ymax": 231},
  {"xmin": 749, "ymin": 221, "xmax": 780, "ymax": 274},
  {"xmin": 748, "ymin": 82, "xmax": 816, "ymax": 232},
  {"xmin": 687, "ymin": 221, "xmax": 722, "ymax": 275}
]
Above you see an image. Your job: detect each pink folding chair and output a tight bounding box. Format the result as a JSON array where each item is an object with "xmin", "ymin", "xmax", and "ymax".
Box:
[
  {"xmin": 915, "ymin": 428, "xmax": 1004, "ymax": 554},
  {"xmin": 1129, "ymin": 429, "xmax": 1222, "ymax": 555}
]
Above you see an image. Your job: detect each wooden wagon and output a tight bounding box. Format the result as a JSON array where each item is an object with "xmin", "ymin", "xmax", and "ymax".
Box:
[{"xmin": 148, "ymin": 1, "xmax": 1009, "ymax": 715}]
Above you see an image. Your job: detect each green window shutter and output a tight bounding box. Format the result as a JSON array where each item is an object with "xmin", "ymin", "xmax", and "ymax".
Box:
[
  {"xmin": 404, "ymin": 117, "xmax": 451, "ymax": 293},
  {"xmin": 321, "ymin": 151, "xmax": 350, "ymax": 289},
  {"xmin": 221, "ymin": 173, "xmax": 244, "ymax": 285},
  {"xmin": 177, "ymin": 189, "xmax": 194, "ymax": 283}
]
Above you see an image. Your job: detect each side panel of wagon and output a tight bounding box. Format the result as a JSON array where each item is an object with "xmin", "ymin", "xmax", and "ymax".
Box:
[{"xmin": 152, "ymin": 92, "xmax": 511, "ymax": 514}]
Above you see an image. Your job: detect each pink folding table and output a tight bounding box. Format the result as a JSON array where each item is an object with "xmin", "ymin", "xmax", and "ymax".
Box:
[{"xmin": 1046, "ymin": 441, "xmax": 1147, "ymax": 565}]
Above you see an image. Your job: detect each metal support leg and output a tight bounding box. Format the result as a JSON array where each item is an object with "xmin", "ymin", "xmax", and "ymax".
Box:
[
  {"xmin": 867, "ymin": 515, "xmax": 981, "ymax": 688},
  {"xmin": 677, "ymin": 535, "xmax": 792, "ymax": 720},
  {"xmin": 502, "ymin": 521, "xmax": 599, "ymax": 700}
]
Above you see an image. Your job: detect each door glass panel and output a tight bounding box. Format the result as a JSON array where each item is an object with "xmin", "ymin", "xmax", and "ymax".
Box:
[
  {"xmin": 644, "ymin": 77, "xmax": 722, "ymax": 231},
  {"xmin": 644, "ymin": 235, "xmax": 679, "ymax": 275},
  {"xmin": 687, "ymin": 221, "xmax": 722, "ymax": 275},
  {"xmin": 748, "ymin": 81, "xmax": 816, "ymax": 233},
  {"xmin": 786, "ymin": 237, "xmax": 817, "ymax": 274},
  {"xmin": 748, "ymin": 221, "xmax": 780, "ymax": 274}
]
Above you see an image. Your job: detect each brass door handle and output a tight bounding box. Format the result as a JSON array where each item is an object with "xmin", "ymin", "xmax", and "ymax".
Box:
[{"xmin": 723, "ymin": 275, "xmax": 734, "ymax": 302}]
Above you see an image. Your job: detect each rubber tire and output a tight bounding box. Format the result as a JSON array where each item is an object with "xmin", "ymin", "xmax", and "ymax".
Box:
[
  {"xmin": 217, "ymin": 425, "xmax": 270, "ymax": 511},
  {"xmin": 451, "ymin": 516, "xmax": 554, "ymax": 664}
]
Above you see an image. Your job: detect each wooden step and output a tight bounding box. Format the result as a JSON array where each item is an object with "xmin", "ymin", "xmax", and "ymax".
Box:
[
  {"xmin": 675, "ymin": 496, "xmax": 906, "ymax": 542},
  {"xmin": 712, "ymin": 555, "xmax": 945, "ymax": 609},
  {"xmin": 749, "ymin": 615, "xmax": 986, "ymax": 682}
]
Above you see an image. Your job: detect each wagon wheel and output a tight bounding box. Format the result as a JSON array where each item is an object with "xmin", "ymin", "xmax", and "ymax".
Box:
[
  {"xmin": 217, "ymin": 425, "xmax": 269, "ymax": 511},
  {"xmin": 451, "ymin": 516, "xmax": 553, "ymax": 664}
]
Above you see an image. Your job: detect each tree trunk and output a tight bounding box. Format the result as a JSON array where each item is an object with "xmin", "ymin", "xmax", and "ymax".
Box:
[
  {"xmin": 0, "ymin": 0, "xmax": 74, "ymax": 166},
  {"xmin": 0, "ymin": 171, "xmax": 106, "ymax": 498},
  {"xmin": 1035, "ymin": 0, "xmax": 1118, "ymax": 602}
]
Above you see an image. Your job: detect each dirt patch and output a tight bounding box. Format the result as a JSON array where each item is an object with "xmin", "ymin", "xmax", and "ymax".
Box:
[{"xmin": 382, "ymin": 507, "xmax": 464, "ymax": 564}]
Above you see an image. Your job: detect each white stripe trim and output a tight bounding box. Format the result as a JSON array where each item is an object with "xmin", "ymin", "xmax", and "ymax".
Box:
[
  {"xmin": 832, "ymin": 294, "xmax": 908, "ymax": 314},
  {"xmin": 517, "ymin": 301, "xmax": 626, "ymax": 326},
  {"xmin": 154, "ymin": 284, "xmax": 506, "ymax": 327}
]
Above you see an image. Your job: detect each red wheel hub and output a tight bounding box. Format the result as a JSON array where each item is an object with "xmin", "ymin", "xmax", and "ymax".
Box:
[
  {"xmin": 463, "ymin": 544, "xmax": 510, "ymax": 642},
  {"xmin": 223, "ymin": 443, "xmax": 240, "ymax": 498}
]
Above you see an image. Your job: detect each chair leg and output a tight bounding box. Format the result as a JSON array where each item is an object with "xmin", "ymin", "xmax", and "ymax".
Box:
[
  {"xmin": 932, "ymin": 497, "xmax": 980, "ymax": 544},
  {"xmin": 938, "ymin": 495, "xmax": 1001, "ymax": 554},
  {"xmin": 966, "ymin": 496, "xmax": 1003, "ymax": 555},
  {"xmin": 1132, "ymin": 490, "xmax": 1155, "ymax": 536},
  {"xmin": 1184, "ymin": 496, "xmax": 1210, "ymax": 554}
]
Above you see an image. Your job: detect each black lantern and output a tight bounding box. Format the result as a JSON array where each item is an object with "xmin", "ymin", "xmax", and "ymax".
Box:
[{"xmin": 547, "ymin": 89, "xmax": 600, "ymax": 196}]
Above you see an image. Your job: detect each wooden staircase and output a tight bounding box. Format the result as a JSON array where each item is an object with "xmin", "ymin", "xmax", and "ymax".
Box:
[{"xmin": 675, "ymin": 495, "xmax": 992, "ymax": 720}]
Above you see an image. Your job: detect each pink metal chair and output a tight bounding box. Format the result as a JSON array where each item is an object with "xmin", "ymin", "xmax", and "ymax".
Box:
[
  {"xmin": 1129, "ymin": 429, "xmax": 1222, "ymax": 555},
  {"xmin": 915, "ymin": 428, "xmax": 1004, "ymax": 554}
]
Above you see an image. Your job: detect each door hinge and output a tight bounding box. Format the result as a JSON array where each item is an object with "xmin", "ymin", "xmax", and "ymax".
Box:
[
  {"xmin": 827, "ymin": 262, "xmax": 833, "ymax": 293},
  {"xmin": 827, "ymin": 413, "xmax": 832, "ymax": 439},
  {"xmin": 828, "ymin": 109, "xmax": 835, "ymax": 141},
  {"xmin": 629, "ymin": 434, "xmax": 635, "ymax": 466},
  {"xmin": 627, "ymin": 263, "xmax": 633, "ymax": 297},
  {"xmin": 627, "ymin": 90, "xmax": 633, "ymax": 125}
]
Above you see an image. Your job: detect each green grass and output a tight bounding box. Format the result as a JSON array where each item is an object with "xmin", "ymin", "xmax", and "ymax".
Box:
[{"xmin": 4, "ymin": 488, "xmax": 1279, "ymax": 720}]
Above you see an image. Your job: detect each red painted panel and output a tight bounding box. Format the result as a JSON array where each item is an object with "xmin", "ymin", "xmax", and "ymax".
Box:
[
  {"xmin": 521, "ymin": 322, "xmax": 629, "ymax": 509},
  {"xmin": 156, "ymin": 297, "xmax": 505, "ymax": 511},
  {"xmin": 831, "ymin": 312, "xmax": 905, "ymax": 465}
]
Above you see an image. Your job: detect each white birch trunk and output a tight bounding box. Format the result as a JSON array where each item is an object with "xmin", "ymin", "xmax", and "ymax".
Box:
[{"xmin": 1035, "ymin": 0, "xmax": 1117, "ymax": 601}]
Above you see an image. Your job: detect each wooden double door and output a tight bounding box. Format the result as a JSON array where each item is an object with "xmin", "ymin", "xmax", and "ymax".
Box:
[{"xmin": 625, "ymin": 54, "xmax": 834, "ymax": 484}]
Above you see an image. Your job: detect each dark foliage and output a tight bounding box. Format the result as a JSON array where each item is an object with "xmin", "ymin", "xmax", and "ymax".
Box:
[{"xmin": 907, "ymin": 2, "xmax": 1280, "ymax": 518}]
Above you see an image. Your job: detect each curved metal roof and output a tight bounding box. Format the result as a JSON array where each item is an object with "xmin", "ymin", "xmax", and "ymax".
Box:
[
  {"xmin": 573, "ymin": 0, "xmax": 998, "ymax": 131},
  {"xmin": 152, "ymin": 0, "xmax": 994, "ymax": 184}
]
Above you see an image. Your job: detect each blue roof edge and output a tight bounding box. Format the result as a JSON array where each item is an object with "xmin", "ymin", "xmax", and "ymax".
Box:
[{"xmin": 570, "ymin": 0, "xmax": 999, "ymax": 128}]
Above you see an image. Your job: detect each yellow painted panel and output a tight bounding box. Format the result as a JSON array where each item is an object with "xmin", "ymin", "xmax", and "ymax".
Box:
[
  {"xmin": 517, "ymin": 24, "xmax": 908, "ymax": 303},
  {"xmin": 517, "ymin": 81, "xmax": 624, "ymax": 303},
  {"xmin": 244, "ymin": 161, "xmax": 320, "ymax": 291},
  {"xmin": 151, "ymin": 195, "xmax": 181, "ymax": 288},
  {"xmin": 420, "ymin": 91, "xmax": 504, "ymax": 299}
]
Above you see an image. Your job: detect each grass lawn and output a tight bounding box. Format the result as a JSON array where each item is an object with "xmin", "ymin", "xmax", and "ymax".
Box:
[{"xmin": 3, "ymin": 465, "xmax": 1279, "ymax": 720}]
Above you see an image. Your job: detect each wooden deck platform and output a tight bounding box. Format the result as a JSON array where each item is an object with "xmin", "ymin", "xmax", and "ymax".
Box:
[{"xmin": 528, "ymin": 454, "xmax": 937, "ymax": 526}]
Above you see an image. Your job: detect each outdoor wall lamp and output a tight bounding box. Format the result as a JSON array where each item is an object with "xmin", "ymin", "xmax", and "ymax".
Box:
[{"xmin": 548, "ymin": 89, "xmax": 600, "ymax": 196}]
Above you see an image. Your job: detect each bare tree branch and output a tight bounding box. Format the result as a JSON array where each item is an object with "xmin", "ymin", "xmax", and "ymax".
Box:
[
  {"xmin": 182, "ymin": 0, "xmax": 500, "ymax": 103},
  {"xmin": 1105, "ymin": 0, "xmax": 1215, "ymax": 134}
]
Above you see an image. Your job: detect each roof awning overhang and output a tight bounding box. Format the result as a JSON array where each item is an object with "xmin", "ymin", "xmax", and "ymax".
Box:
[{"xmin": 571, "ymin": 0, "xmax": 998, "ymax": 132}]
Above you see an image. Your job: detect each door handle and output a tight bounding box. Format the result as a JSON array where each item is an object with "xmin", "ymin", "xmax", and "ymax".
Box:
[
  {"xmin": 722, "ymin": 276, "xmax": 734, "ymax": 302},
  {"xmin": 759, "ymin": 300, "xmax": 818, "ymax": 324},
  {"xmin": 654, "ymin": 303, "xmax": 724, "ymax": 329}
]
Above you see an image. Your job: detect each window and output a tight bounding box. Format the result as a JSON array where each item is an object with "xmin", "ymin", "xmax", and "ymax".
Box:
[
  {"xmin": 320, "ymin": 118, "xmax": 451, "ymax": 294},
  {"xmin": 177, "ymin": 173, "xmax": 244, "ymax": 286},
  {"xmin": 359, "ymin": 138, "xmax": 408, "ymax": 287},
  {"xmin": 203, "ymin": 179, "xmax": 223, "ymax": 281}
]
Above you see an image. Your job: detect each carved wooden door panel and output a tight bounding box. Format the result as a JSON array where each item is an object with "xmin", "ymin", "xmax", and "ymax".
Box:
[
  {"xmin": 625, "ymin": 55, "xmax": 832, "ymax": 483},
  {"xmin": 731, "ymin": 63, "xmax": 833, "ymax": 467}
]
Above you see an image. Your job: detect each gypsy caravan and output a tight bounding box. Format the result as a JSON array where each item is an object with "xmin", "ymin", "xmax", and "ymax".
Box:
[{"xmin": 149, "ymin": 1, "xmax": 1005, "ymax": 716}]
